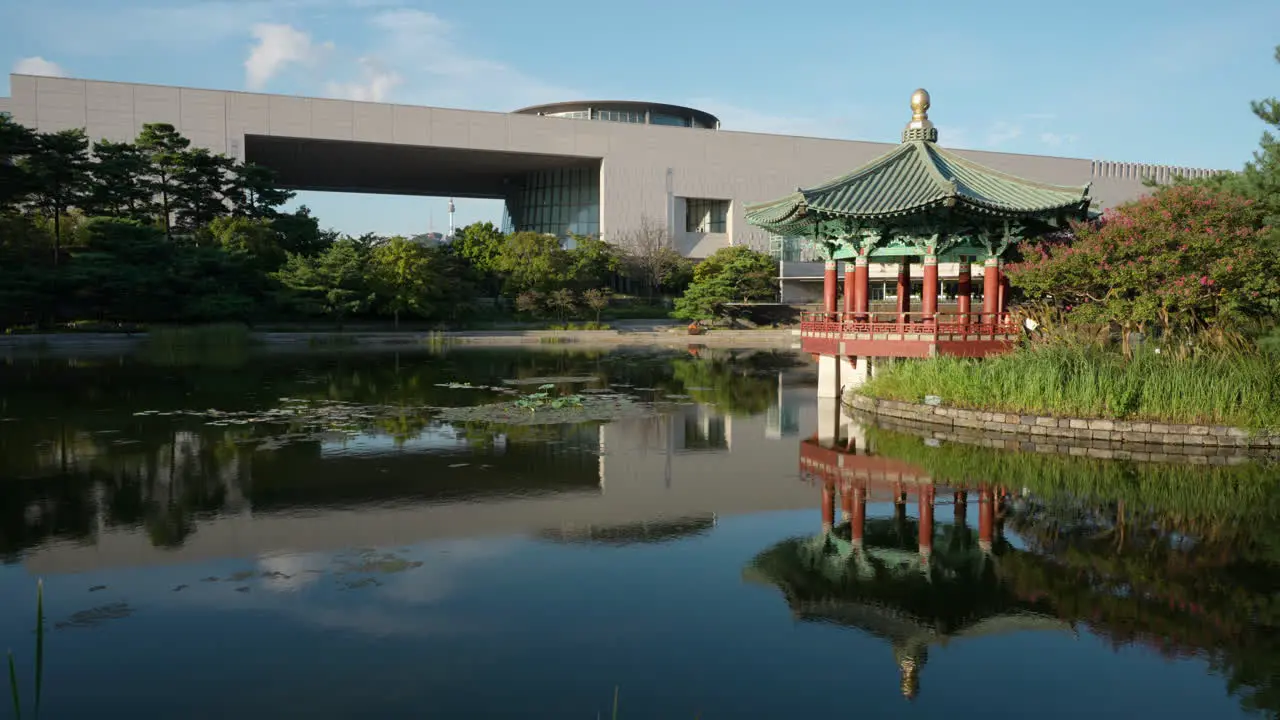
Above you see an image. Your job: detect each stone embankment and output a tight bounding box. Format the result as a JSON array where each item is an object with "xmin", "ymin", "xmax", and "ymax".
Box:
[{"xmin": 847, "ymin": 393, "xmax": 1280, "ymax": 462}]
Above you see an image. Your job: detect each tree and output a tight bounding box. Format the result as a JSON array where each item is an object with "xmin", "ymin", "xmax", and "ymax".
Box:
[
  {"xmin": 85, "ymin": 140, "xmax": 153, "ymax": 220},
  {"xmin": 227, "ymin": 162, "xmax": 294, "ymax": 218},
  {"xmin": 546, "ymin": 288, "xmax": 576, "ymax": 322},
  {"xmin": 201, "ymin": 215, "xmax": 284, "ymax": 270},
  {"xmin": 371, "ymin": 236, "xmax": 439, "ymax": 327},
  {"xmin": 582, "ymin": 287, "xmax": 611, "ymax": 323},
  {"xmin": 567, "ymin": 234, "xmax": 620, "ymax": 290},
  {"xmin": 617, "ymin": 216, "xmax": 683, "ymax": 299},
  {"xmin": 451, "ymin": 221, "xmax": 505, "ymax": 273},
  {"xmin": 0, "ymin": 115, "xmax": 37, "ymax": 214},
  {"xmin": 174, "ymin": 147, "xmax": 234, "ymax": 231},
  {"xmin": 274, "ymin": 238, "xmax": 376, "ymax": 327},
  {"xmin": 22, "ymin": 129, "xmax": 91, "ymax": 264},
  {"xmin": 493, "ymin": 231, "xmax": 572, "ymax": 294},
  {"xmin": 1005, "ymin": 185, "xmax": 1280, "ymax": 335},
  {"xmin": 135, "ymin": 123, "xmax": 191, "ymax": 241},
  {"xmin": 673, "ymin": 246, "xmax": 777, "ymax": 321},
  {"xmin": 515, "ymin": 290, "xmax": 544, "ymax": 317},
  {"xmin": 272, "ymin": 205, "xmax": 334, "ymax": 257}
]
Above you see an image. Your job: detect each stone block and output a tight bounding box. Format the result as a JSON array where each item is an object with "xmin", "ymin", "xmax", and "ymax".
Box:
[
  {"xmin": 1225, "ymin": 427, "xmax": 1251, "ymax": 439},
  {"xmin": 1160, "ymin": 435, "xmax": 1181, "ymax": 446},
  {"xmin": 1131, "ymin": 422, "xmax": 1151, "ymax": 433},
  {"xmin": 991, "ymin": 413, "xmax": 1007, "ymax": 424},
  {"xmin": 1086, "ymin": 448, "xmax": 1115, "ymax": 459},
  {"xmin": 1184, "ymin": 435, "xmax": 1207, "ymax": 446},
  {"xmin": 1030, "ymin": 425, "xmax": 1049, "ymax": 436},
  {"xmin": 1187, "ymin": 425, "xmax": 1211, "ymax": 436},
  {"xmin": 1019, "ymin": 415, "xmax": 1037, "ymax": 426},
  {"xmin": 982, "ymin": 421, "xmax": 1006, "ymax": 432},
  {"xmin": 1122, "ymin": 431, "xmax": 1151, "ymax": 444},
  {"xmin": 1113, "ymin": 421, "xmax": 1134, "ymax": 433},
  {"xmin": 1069, "ymin": 419, "xmax": 1090, "ymax": 430},
  {"xmin": 1210, "ymin": 426, "xmax": 1231, "ymax": 437},
  {"xmin": 1088, "ymin": 419, "xmax": 1115, "ymax": 431},
  {"xmin": 1036, "ymin": 417, "xmax": 1058, "ymax": 428},
  {"xmin": 1150, "ymin": 423, "xmax": 1172, "ymax": 434},
  {"xmin": 1090, "ymin": 430, "xmax": 1113, "ymax": 441}
]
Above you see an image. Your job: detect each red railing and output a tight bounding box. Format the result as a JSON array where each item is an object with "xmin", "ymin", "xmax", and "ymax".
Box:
[{"xmin": 799, "ymin": 311, "xmax": 1019, "ymax": 340}]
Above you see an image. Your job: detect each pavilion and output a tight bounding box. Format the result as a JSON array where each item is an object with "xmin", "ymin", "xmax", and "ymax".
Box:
[{"xmin": 745, "ymin": 89, "xmax": 1091, "ymax": 392}]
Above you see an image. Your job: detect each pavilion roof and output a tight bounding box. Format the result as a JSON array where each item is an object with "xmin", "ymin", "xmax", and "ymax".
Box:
[{"xmin": 744, "ymin": 90, "xmax": 1091, "ymax": 236}]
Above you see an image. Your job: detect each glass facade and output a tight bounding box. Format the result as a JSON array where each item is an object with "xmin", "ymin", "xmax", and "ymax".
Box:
[
  {"xmin": 685, "ymin": 198, "xmax": 728, "ymax": 233},
  {"xmin": 547, "ymin": 110, "xmax": 590, "ymax": 119},
  {"xmin": 507, "ymin": 166, "xmax": 600, "ymax": 238},
  {"xmin": 651, "ymin": 113, "xmax": 691, "ymax": 128}
]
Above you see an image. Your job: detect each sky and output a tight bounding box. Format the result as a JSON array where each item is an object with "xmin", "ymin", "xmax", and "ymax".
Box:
[{"xmin": 2, "ymin": 0, "xmax": 1278, "ymax": 236}]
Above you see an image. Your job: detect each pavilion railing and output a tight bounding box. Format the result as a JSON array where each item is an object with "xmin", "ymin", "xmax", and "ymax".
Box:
[{"xmin": 799, "ymin": 311, "xmax": 1020, "ymax": 341}]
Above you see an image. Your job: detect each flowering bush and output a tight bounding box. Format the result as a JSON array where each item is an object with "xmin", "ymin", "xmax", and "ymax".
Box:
[{"xmin": 1005, "ymin": 185, "xmax": 1280, "ymax": 333}]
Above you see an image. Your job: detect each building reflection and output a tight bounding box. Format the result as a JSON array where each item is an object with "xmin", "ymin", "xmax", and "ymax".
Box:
[{"xmin": 8, "ymin": 370, "xmax": 819, "ymax": 575}]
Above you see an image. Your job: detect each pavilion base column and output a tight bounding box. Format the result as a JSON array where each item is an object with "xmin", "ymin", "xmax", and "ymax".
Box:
[
  {"xmin": 817, "ymin": 354, "xmax": 841, "ymax": 399},
  {"xmin": 839, "ymin": 355, "xmax": 867, "ymax": 390},
  {"xmin": 957, "ymin": 260, "xmax": 972, "ymax": 329},
  {"xmin": 922, "ymin": 253, "xmax": 938, "ymax": 325},
  {"xmin": 897, "ymin": 258, "xmax": 911, "ymax": 325},
  {"xmin": 823, "ymin": 260, "xmax": 838, "ymax": 320},
  {"xmin": 978, "ymin": 486, "xmax": 995, "ymax": 552},
  {"xmin": 853, "ymin": 256, "xmax": 870, "ymax": 320},
  {"xmin": 982, "ymin": 258, "xmax": 1000, "ymax": 325}
]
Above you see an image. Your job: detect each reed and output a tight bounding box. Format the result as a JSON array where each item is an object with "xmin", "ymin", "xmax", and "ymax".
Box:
[
  {"xmin": 861, "ymin": 343, "xmax": 1280, "ymax": 428},
  {"xmin": 7, "ymin": 579, "xmax": 43, "ymax": 719}
]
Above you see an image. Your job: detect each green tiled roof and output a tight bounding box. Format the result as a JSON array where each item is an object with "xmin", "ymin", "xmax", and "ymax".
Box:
[{"xmin": 745, "ymin": 141, "xmax": 1091, "ymax": 234}]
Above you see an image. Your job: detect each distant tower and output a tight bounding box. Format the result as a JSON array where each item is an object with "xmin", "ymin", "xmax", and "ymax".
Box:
[{"xmin": 448, "ymin": 198, "xmax": 456, "ymax": 239}]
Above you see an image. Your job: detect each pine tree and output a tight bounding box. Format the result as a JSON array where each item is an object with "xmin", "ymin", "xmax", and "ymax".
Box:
[
  {"xmin": 22, "ymin": 128, "xmax": 91, "ymax": 264},
  {"xmin": 174, "ymin": 147, "xmax": 234, "ymax": 232},
  {"xmin": 86, "ymin": 139, "xmax": 153, "ymax": 219},
  {"xmin": 135, "ymin": 123, "xmax": 190, "ymax": 240},
  {"xmin": 228, "ymin": 162, "xmax": 294, "ymax": 218}
]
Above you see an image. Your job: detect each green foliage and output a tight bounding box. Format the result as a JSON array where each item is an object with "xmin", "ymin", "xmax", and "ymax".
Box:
[
  {"xmin": 1007, "ymin": 185, "xmax": 1280, "ymax": 333},
  {"xmin": 371, "ymin": 236, "xmax": 440, "ymax": 327},
  {"xmin": 673, "ymin": 246, "xmax": 776, "ymax": 320},
  {"xmin": 21, "ymin": 128, "xmax": 91, "ymax": 261},
  {"xmin": 85, "ymin": 139, "xmax": 152, "ymax": 220},
  {"xmin": 582, "ymin": 287, "xmax": 611, "ymax": 322},
  {"xmin": 274, "ymin": 237, "xmax": 377, "ymax": 326},
  {"xmin": 451, "ymin": 221, "xmax": 505, "ymax": 273},
  {"xmin": 494, "ymin": 231, "xmax": 573, "ymax": 294},
  {"xmin": 567, "ymin": 234, "xmax": 620, "ymax": 290},
  {"xmin": 514, "ymin": 383, "xmax": 585, "ymax": 413},
  {"xmin": 860, "ymin": 342, "xmax": 1280, "ymax": 427}
]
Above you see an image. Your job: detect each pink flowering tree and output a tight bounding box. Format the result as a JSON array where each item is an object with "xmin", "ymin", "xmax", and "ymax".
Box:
[{"xmin": 1005, "ymin": 185, "xmax": 1280, "ymax": 334}]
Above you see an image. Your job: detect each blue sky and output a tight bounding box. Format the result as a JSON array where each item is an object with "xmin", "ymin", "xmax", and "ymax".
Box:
[{"xmin": 3, "ymin": 0, "xmax": 1278, "ymax": 235}]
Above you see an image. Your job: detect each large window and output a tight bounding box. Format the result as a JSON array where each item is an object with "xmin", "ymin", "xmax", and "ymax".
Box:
[
  {"xmin": 508, "ymin": 166, "xmax": 600, "ymax": 239},
  {"xmin": 547, "ymin": 110, "xmax": 589, "ymax": 119},
  {"xmin": 685, "ymin": 198, "xmax": 728, "ymax": 233},
  {"xmin": 652, "ymin": 113, "xmax": 691, "ymax": 128},
  {"xmin": 594, "ymin": 109, "xmax": 645, "ymax": 123}
]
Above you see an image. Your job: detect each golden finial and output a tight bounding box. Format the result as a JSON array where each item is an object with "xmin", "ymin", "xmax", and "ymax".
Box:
[
  {"xmin": 910, "ymin": 89, "xmax": 931, "ymax": 124},
  {"xmin": 903, "ymin": 88, "xmax": 938, "ymax": 142}
]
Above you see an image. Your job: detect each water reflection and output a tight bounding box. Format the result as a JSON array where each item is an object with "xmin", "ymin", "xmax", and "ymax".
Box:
[{"xmin": 747, "ymin": 429, "xmax": 1280, "ymax": 714}]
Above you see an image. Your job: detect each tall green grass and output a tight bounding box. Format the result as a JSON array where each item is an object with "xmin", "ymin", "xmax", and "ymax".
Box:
[
  {"xmin": 7, "ymin": 579, "xmax": 43, "ymax": 719},
  {"xmin": 141, "ymin": 323, "xmax": 253, "ymax": 367},
  {"xmin": 861, "ymin": 343, "xmax": 1280, "ymax": 427}
]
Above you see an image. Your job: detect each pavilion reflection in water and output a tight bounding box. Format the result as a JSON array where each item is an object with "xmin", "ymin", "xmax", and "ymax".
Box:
[{"xmin": 746, "ymin": 429, "xmax": 1074, "ymax": 701}]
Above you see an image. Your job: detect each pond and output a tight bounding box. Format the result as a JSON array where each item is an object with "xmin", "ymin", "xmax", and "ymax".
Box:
[{"xmin": 2, "ymin": 346, "xmax": 1279, "ymax": 718}]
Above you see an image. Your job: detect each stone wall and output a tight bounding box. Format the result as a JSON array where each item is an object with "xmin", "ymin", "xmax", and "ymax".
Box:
[{"xmin": 847, "ymin": 393, "xmax": 1280, "ymax": 462}]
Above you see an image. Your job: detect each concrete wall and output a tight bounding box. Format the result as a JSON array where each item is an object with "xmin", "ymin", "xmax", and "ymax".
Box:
[{"xmin": 7, "ymin": 74, "xmax": 1221, "ymax": 258}]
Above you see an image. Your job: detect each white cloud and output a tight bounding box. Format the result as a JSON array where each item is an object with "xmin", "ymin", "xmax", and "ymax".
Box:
[
  {"xmin": 244, "ymin": 23, "xmax": 333, "ymax": 91},
  {"xmin": 12, "ymin": 56, "xmax": 67, "ymax": 77},
  {"xmin": 684, "ymin": 97, "xmax": 859, "ymax": 139},
  {"xmin": 1039, "ymin": 132, "xmax": 1079, "ymax": 148},
  {"xmin": 984, "ymin": 120, "xmax": 1023, "ymax": 147},
  {"xmin": 324, "ymin": 57, "xmax": 402, "ymax": 102}
]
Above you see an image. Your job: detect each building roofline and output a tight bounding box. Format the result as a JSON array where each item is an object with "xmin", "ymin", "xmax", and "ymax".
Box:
[
  {"xmin": 7, "ymin": 74, "xmax": 1228, "ymax": 172},
  {"xmin": 512, "ymin": 100, "xmax": 719, "ymax": 126}
]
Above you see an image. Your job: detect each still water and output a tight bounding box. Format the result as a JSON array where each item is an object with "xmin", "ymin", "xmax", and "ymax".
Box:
[{"xmin": 2, "ymin": 346, "xmax": 1278, "ymax": 718}]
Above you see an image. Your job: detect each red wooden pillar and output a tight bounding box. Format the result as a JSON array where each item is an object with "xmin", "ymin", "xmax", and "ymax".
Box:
[
  {"xmin": 982, "ymin": 258, "xmax": 999, "ymax": 324},
  {"xmin": 823, "ymin": 260, "xmax": 838, "ymax": 320},
  {"xmin": 954, "ymin": 490, "xmax": 967, "ymax": 527},
  {"xmin": 843, "ymin": 261, "xmax": 855, "ymax": 315},
  {"xmin": 922, "ymin": 253, "xmax": 939, "ymax": 324},
  {"xmin": 896, "ymin": 258, "xmax": 911, "ymax": 324},
  {"xmin": 821, "ymin": 482, "xmax": 835, "ymax": 532},
  {"xmin": 918, "ymin": 486, "xmax": 935, "ymax": 559},
  {"xmin": 999, "ymin": 273, "xmax": 1012, "ymax": 319},
  {"xmin": 957, "ymin": 259, "xmax": 972, "ymax": 327},
  {"xmin": 978, "ymin": 487, "xmax": 994, "ymax": 550},
  {"xmin": 853, "ymin": 256, "xmax": 870, "ymax": 320},
  {"xmin": 841, "ymin": 483, "xmax": 853, "ymax": 521},
  {"xmin": 851, "ymin": 485, "xmax": 866, "ymax": 546}
]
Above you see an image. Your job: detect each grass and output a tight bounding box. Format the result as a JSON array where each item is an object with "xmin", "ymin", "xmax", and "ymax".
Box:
[
  {"xmin": 7, "ymin": 579, "xmax": 43, "ymax": 719},
  {"xmin": 860, "ymin": 342, "xmax": 1280, "ymax": 428},
  {"xmin": 546, "ymin": 322, "xmax": 613, "ymax": 331},
  {"xmin": 141, "ymin": 323, "xmax": 254, "ymax": 366}
]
